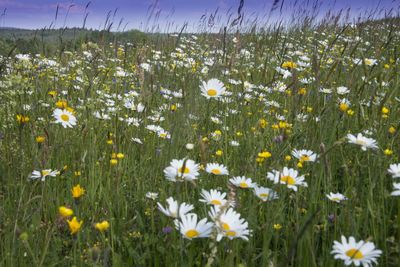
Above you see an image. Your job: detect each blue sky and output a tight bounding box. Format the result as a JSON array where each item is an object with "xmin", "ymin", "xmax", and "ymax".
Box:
[{"xmin": 0, "ymin": 0, "xmax": 398, "ymax": 31}]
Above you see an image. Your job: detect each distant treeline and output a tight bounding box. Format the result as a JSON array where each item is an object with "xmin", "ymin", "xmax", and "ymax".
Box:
[
  {"xmin": 0, "ymin": 27, "xmax": 148, "ymax": 56},
  {"xmin": 0, "ymin": 16, "xmax": 399, "ymax": 57}
]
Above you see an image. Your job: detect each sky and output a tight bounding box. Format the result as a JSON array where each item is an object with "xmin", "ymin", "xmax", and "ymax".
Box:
[{"xmin": 0, "ymin": 0, "xmax": 399, "ymax": 32}]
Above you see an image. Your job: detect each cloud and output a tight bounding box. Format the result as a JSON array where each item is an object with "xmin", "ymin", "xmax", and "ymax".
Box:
[
  {"xmin": 0, "ymin": 0, "xmax": 86, "ymax": 14},
  {"xmin": 50, "ymin": 3, "xmax": 86, "ymax": 13}
]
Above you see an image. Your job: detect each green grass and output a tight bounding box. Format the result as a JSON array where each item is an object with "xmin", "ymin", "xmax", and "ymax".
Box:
[{"xmin": 0, "ymin": 16, "xmax": 400, "ymax": 267}]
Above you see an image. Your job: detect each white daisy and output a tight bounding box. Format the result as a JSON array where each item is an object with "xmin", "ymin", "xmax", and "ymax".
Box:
[
  {"xmin": 326, "ymin": 192, "xmax": 347, "ymax": 203},
  {"xmin": 174, "ymin": 213, "xmax": 214, "ymax": 240},
  {"xmin": 157, "ymin": 130, "xmax": 171, "ymax": 139},
  {"xmin": 209, "ymin": 207, "xmax": 251, "ymax": 241},
  {"xmin": 132, "ymin": 138, "xmax": 143, "ymax": 144},
  {"xmin": 146, "ymin": 124, "xmax": 163, "ymax": 133},
  {"xmin": 163, "ymin": 159, "xmax": 200, "ymax": 182},
  {"xmin": 390, "ymin": 183, "xmax": 400, "ymax": 196},
  {"xmin": 388, "ymin": 163, "xmax": 400, "ymax": 178},
  {"xmin": 200, "ymin": 79, "xmax": 226, "ymax": 99},
  {"xmin": 53, "ymin": 109, "xmax": 77, "ymax": 128},
  {"xmin": 140, "ymin": 62, "xmax": 151, "ymax": 71},
  {"xmin": 331, "ymin": 236, "xmax": 382, "ymax": 267},
  {"xmin": 266, "ymin": 167, "xmax": 308, "ymax": 191},
  {"xmin": 145, "ymin": 192, "xmax": 158, "ymax": 200},
  {"xmin": 347, "ymin": 133, "xmax": 378, "ymax": 151},
  {"xmin": 292, "ymin": 149, "xmax": 318, "ymax": 162},
  {"xmin": 337, "ymin": 86, "xmax": 350, "ymax": 95},
  {"xmin": 157, "ymin": 197, "xmax": 194, "ymax": 219},
  {"xmin": 364, "ymin": 58, "xmax": 377, "ymax": 66},
  {"xmin": 205, "ymin": 163, "xmax": 229, "ymax": 175},
  {"xmin": 319, "ymin": 88, "xmax": 332, "ymax": 94},
  {"xmin": 229, "ymin": 176, "xmax": 256, "ymax": 189},
  {"xmin": 199, "ymin": 189, "xmax": 227, "ymax": 206},
  {"xmin": 30, "ymin": 169, "xmax": 59, "ymax": 181},
  {"xmin": 253, "ymin": 186, "xmax": 279, "ymax": 202},
  {"xmin": 229, "ymin": 140, "xmax": 240, "ymax": 147}
]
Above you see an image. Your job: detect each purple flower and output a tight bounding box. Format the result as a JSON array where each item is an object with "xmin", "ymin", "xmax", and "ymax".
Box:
[
  {"xmin": 162, "ymin": 226, "xmax": 173, "ymax": 234},
  {"xmin": 273, "ymin": 135, "xmax": 284, "ymax": 143}
]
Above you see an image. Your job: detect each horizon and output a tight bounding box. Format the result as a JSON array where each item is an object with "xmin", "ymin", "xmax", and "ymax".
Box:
[{"xmin": 0, "ymin": 0, "xmax": 399, "ymax": 32}]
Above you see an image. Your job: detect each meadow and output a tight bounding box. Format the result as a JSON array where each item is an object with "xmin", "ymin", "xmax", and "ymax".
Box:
[{"xmin": 0, "ymin": 11, "xmax": 400, "ymax": 267}]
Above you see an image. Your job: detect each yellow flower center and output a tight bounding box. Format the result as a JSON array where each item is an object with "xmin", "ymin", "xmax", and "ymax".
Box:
[
  {"xmin": 364, "ymin": 59, "xmax": 372, "ymax": 65},
  {"xmin": 339, "ymin": 103, "xmax": 348, "ymax": 111},
  {"xmin": 280, "ymin": 175, "xmax": 296, "ymax": 185},
  {"xmin": 211, "ymin": 169, "xmax": 221, "ymax": 175},
  {"xmin": 226, "ymin": 231, "xmax": 236, "ymax": 237},
  {"xmin": 345, "ymin": 248, "xmax": 363, "ymax": 260},
  {"xmin": 210, "ymin": 199, "xmax": 222, "ymax": 205},
  {"xmin": 41, "ymin": 170, "xmax": 50, "ymax": 176},
  {"xmin": 61, "ymin": 114, "xmax": 70, "ymax": 122},
  {"xmin": 222, "ymin": 223, "xmax": 230, "ymax": 231},
  {"xmin": 331, "ymin": 197, "xmax": 340, "ymax": 202},
  {"xmin": 207, "ymin": 89, "xmax": 217, "ymax": 96},
  {"xmin": 178, "ymin": 167, "xmax": 190, "ymax": 174},
  {"xmin": 239, "ymin": 182, "xmax": 249, "ymax": 188},
  {"xmin": 185, "ymin": 229, "xmax": 199, "ymax": 238},
  {"xmin": 355, "ymin": 140, "xmax": 367, "ymax": 146},
  {"xmin": 300, "ymin": 155, "xmax": 310, "ymax": 162},
  {"xmin": 259, "ymin": 193, "xmax": 269, "ymax": 198}
]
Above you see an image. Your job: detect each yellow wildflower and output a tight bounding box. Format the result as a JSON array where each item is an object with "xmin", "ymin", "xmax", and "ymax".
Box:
[
  {"xmin": 71, "ymin": 184, "xmax": 85, "ymax": 199},
  {"xmin": 382, "ymin": 107, "xmax": 389, "ymax": 115},
  {"xmin": 67, "ymin": 217, "xmax": 83, "ymax": 234},
  {"xmin": 298, "ymin": 88, "xmax": 306, "ymax": 95},
  {"xmin": 16, "ymin": 114, "xmax": 29, "ymax": 124},
  {"xmin": 95, "ymin": 220, "xmax": 110, "ymax": 232},
  {"xmin": 259, "ymin": 119, "xmax": 268, "ymax": 129},
  {"xmin": 384, "ymin": 149, "xmax": 393, "ymax": 156},
  {"xmin": 59, "ymin": 206, "xmax": 74, "ymax": 218},
  {"xmin": 55, "ymin": 100, "xmax": 68, "ymax": 109},
  {"xmin": 258, "ymin": 151, "xmax": 272, "ymax": 158},
  {"xmin": 48, "ymin": 91, "xmax": 57, "ymax": 97},
  {"xmin": 35, "ymin": 136, "xmax": 45, "ymax": 143},
  {"xmin": 297, "ymin": 162, "xmax": 303, "ymax": 168},
  {"xmin": 282, "ymin": 61, "xmax": 297, "ymax": 69},
  {"xmin": 215, "ymin": 150, "xmax": 223, "ymax": 156}
]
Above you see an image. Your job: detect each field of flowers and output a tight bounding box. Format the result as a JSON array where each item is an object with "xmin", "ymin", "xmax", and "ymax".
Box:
[{"xmin": 1, "ymin": 18, "xmax": 400, "ymax": 266}]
